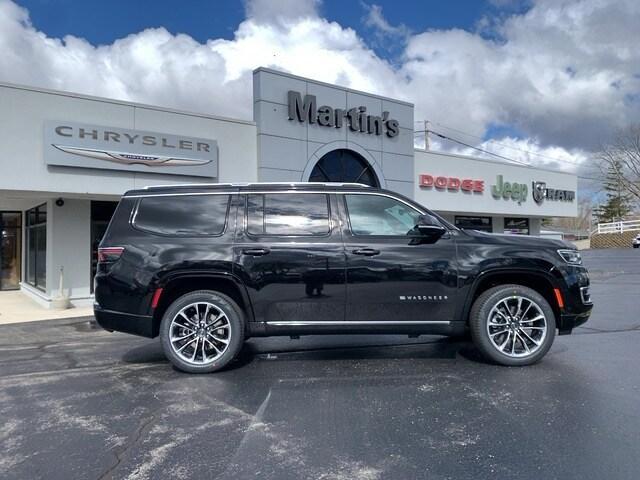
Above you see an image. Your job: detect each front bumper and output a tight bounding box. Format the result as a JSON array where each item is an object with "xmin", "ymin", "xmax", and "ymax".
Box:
[
  {"xmin": 94, "ymin": 304, "xmax": 155, "ymax": 338},
  {"xmin": 557, "ymin": 308, "xmax": 592, "ymax": 335}
]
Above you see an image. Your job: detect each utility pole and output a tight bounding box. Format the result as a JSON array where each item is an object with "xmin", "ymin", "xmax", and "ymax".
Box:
[{"xmin": 424, "ymin": 120, "xmax": 430, "ymax": 150}]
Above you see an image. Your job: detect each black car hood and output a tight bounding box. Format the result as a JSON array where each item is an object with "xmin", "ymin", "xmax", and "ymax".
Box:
[{"xmin": 461, "ymin": 229, "xmax": 575, "ymax": 250}]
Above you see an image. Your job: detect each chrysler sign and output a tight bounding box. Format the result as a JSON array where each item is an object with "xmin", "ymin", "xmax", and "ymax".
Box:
[{"xmin": 44, "ymin": 121, "xmax": 218, "ymax": 177}]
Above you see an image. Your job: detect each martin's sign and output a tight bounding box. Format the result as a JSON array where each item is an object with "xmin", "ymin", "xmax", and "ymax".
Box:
[
  {"xmin": 44, "ymin": 121, "xmax": 218, "ymax": 178},
  {"xmin": 287, "ymin": 90, "xmax": 399, "ymax": 137}
]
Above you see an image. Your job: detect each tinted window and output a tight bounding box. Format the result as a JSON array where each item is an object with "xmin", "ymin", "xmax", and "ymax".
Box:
[
  {"xmin": 504, "ymin": 217, "xmax": 529, "ymax": 235},
  {"xmin": 455, "ymin": 216, "xmax": 492, "ymax": 233},
  {"xmin": 345, "ymin": 194, "xmax": 422, "ymax": 236},
  {"xmin": 247, "ymin": 193, "xmax": 330, "ymax": 236},
  {"xmin": 134, "ymin": 195, "xmax": 230, "ymax": 236}
]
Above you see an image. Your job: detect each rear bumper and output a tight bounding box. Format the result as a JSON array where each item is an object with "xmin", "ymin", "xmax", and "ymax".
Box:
[{"xmin": 94, "ymin": 304, "xmax": 155, "ymax": 338}]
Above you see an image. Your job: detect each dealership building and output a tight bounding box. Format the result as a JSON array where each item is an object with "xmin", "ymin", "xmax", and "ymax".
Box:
[{"xmin": 0, "ymin": 68, "xmax": 577, "ymax": 306}]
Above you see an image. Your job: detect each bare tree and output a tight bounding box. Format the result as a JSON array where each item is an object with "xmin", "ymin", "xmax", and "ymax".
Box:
[
  {"xmin": 549, "ymin": 198, "xmax": 593, "ymax": 233},
  {"xmin": 599, "ymin": 124, "xmax": 640, "ymax": 203}
]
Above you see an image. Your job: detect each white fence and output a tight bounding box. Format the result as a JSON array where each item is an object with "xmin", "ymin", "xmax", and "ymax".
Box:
[{"xmin": 596, "ymin": 219, "xmax": 640, "ymax": 234}]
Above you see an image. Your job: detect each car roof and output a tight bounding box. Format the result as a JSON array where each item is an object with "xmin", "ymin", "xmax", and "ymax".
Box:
[{"xmin": 124, "ymin": 182, "xmax": 375, "ymax": 196}]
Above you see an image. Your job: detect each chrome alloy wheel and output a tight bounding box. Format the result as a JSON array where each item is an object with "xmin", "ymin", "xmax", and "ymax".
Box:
[
  {"xmin": 486, "ymin": 296, "xmax": 548, "ymax": 358},
  {"xmin": 169, "ymin": 302, "xmax": 231, "ymax": 365}
]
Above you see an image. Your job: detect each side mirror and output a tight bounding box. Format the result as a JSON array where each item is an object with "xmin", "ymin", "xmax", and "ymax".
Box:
[{"xmin": 415, "ymin": 214, "xmax": 447, "ymax": 241}]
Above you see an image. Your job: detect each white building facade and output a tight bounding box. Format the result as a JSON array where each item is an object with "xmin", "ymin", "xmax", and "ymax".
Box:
[{"xmin": 0, "ymin": 68, "xmax": 577, "ymax": 306}]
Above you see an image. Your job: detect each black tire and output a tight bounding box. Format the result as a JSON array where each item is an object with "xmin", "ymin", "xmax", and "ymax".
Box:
[
  {"xmin": 469, "ymin": 284, "xmax": 556, "ymax": 366},
  {"xmin": 159, "ymin": 290, "xmax": 245, "ymax": 373}
]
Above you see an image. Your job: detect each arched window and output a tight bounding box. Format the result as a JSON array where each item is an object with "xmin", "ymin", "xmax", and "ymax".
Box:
[{"xmin": 309, "ymin": 149, "xmax": 379, "ymax": 187}]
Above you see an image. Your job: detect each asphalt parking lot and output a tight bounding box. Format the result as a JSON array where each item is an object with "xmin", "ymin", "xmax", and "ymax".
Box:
[{"xmin": 1, "ymin": 248, "xmax": 639, "ymax": 479}]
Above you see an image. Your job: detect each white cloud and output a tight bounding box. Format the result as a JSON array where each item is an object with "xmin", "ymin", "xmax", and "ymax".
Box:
[
  {"xmin": 244, "ymin": 0, "xmax": 321, "ymax": 24},
  {"xmin": 362, "ymin": 3, "xmax": 410, "ymax": 38},
  {"xmin": 427, "ymin": 135, "xmax": 590, "ymax": 173},
  {"xmin": 0, "ymin": 0, "xmax": 638, "ymax": 178}
]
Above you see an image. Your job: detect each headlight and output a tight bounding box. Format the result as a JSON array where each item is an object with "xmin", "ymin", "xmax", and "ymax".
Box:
[{"xmin": 558, "ymin": 249, "xmax": 582, "ymax": 265}]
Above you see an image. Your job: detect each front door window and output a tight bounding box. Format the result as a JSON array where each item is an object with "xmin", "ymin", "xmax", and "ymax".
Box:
[{"xmin": 344, "ymin": 194, "xmax": 422, "ymax": 236}]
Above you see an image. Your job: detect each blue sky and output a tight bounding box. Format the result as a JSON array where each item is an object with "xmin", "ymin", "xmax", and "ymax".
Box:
[
  {"xmin": 3, "ymin": 0, "xmax": 639, "ymax": 201},
  {"xmin": 17, "ymin": 0, "xmax": 528, "ymax": 57}
]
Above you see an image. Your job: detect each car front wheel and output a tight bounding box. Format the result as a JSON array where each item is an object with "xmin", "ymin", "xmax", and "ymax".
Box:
[
  {"xmin": 159, "ymin": 290, "xmax": 245, "ymax": 373},
  {"xmin": 469, "ymin": 284, "xmax": 556, "ymax": 366}
]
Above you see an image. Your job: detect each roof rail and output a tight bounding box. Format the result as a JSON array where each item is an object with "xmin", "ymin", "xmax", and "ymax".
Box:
[{"xmin": 142, "ymin": 182, "xmax": 372, "ymax": 190}]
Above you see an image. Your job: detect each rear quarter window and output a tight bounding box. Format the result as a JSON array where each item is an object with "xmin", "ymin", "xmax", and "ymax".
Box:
[{"xmin": 133, "ymin": 194, "xmax": 230, "ymax": 236}]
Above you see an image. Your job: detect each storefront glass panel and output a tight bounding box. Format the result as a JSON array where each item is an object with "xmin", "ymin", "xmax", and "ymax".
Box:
[
  {"xmin": 26, "ymin": 204, "xmax": 47, "ymax": 291},
  {"xmin": 91, "ymin": 201, "xmax": 119, "ymax": 293},
  {"xmin": 455, "ymin": 216, "xmax": 493, "ymax": 233},
  {"xmin": 504, "ymin": 217, "xmax": 530, "ymax": 235},
  {"xmin": 0, "ymin": 212, "xmax": 22, "ymax": 290}
]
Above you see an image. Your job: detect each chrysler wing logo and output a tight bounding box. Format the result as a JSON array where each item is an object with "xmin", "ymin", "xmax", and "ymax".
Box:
[
  {"xmin": 532, "ymin": 181, "xmax": 546, "ymax": 205},
  {"xmin": 52, "ymin": 145, "xmax": 212, "ymax": 167}
]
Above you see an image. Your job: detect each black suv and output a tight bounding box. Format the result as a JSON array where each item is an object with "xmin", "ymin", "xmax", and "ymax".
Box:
[{"xmin": 94, "ymin": 182, "xmax": 592, "ymax": 372}]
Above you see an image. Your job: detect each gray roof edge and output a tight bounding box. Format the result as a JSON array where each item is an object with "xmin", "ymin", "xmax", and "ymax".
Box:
[
  {"xmin": 0, "ymin": 81, "xmax": 256, "ymax": 127},
  {"xmin": 253, "ymin": 67, "xmax": 414, "ymax": 107}
]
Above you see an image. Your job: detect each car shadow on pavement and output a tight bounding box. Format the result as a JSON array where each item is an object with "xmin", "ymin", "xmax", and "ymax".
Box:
[
  {"xmin": 120, "ymin": 335, "xmax": 485, "ymax": 372},
  {"xmin": 121, "ymin": 341, "xmax": 166, "ymax": 364}
]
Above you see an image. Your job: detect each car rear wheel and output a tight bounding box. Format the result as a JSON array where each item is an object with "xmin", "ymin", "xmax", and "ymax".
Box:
[
  {"xmin": 469, "ymin": 284, "xmax": 556, "ymax": 366},
  {"xmin": 160, "ymin": 290, "xmax": 245, "ymax": 373}
]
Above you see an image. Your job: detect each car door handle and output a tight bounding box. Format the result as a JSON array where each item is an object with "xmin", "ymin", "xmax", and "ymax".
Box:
[
  {"xmin": 241, "ymin": 248, "xmax": 271, "ymax": 257},
  {"xmin": 352, "ymin": 248, "xmax": 380, "ymax": 256}
]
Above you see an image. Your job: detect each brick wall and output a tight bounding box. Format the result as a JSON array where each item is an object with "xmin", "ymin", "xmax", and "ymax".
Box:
[{"xmin": 590, "ymin": 230, "xmax": 638, "ymax": 249}]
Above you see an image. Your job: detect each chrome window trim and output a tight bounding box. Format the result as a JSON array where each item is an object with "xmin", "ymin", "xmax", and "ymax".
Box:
[
  {"xmin": 266, "ymin": 320, "xmax": 452, "ymax": 326},
  {"xmin": 126, "ymin": 190, "xmax": 346, "ymax": 198},
  {"xmin": 142, "ymin": 182, "xmax": 371, "ymax": 190},
  {"xmin": 337, "ymin": 191, "xmax": 426, "ymax": 215}
]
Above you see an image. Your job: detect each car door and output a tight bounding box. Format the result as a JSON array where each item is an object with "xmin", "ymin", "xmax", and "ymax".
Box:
[
  {"xmin": 340, "ymin": 192, "xmax": 458, "ymax": 323},
  {"xmin": 233, "ymin": 191, "xmax": 346, "ymax": 324}
]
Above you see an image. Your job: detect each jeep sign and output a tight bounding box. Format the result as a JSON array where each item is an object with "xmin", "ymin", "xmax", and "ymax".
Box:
[{"xmin": 491, "ymin": 175, "xmax": 528, "ymax": 204}]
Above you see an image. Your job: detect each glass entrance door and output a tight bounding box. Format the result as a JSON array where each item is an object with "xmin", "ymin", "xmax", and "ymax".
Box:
[
  {"xmin": 26, "ymin": 204, "xmax": 47, "ymax": 291},
  {"xmin": 0, "ymin": 212, "xmax": 22, "ymax": 290},
  {"xmin": 90, "ymin": 201, "xmax": 119, "ymax": 293}
]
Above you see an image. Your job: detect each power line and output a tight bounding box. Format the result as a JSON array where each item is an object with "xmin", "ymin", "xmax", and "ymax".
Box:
[
  {"xmin": 414, "ymin": 120, "xmax": 589, "ymax": 168},
  {"xmin": 419, "ymin": 129, "xmax": 531, "ymax": 166},
  {"xmin": 413, "ymin": 128, "xmax": 602, "ymax": 182}
]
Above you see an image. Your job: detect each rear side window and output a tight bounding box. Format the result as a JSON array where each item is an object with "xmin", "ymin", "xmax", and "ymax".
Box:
[
  {"xmin": 247, "ymin": 193, "xmax": 330, "ymax": 236},
  {"xmin": 133, "ymin": 195, "xmax": 230, "ymax": 236}
]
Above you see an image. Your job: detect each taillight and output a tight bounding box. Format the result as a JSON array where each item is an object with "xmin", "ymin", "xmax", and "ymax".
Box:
[{"xmin": 98, "ymin": 247, "xmax": 124, "ymax": 263}]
